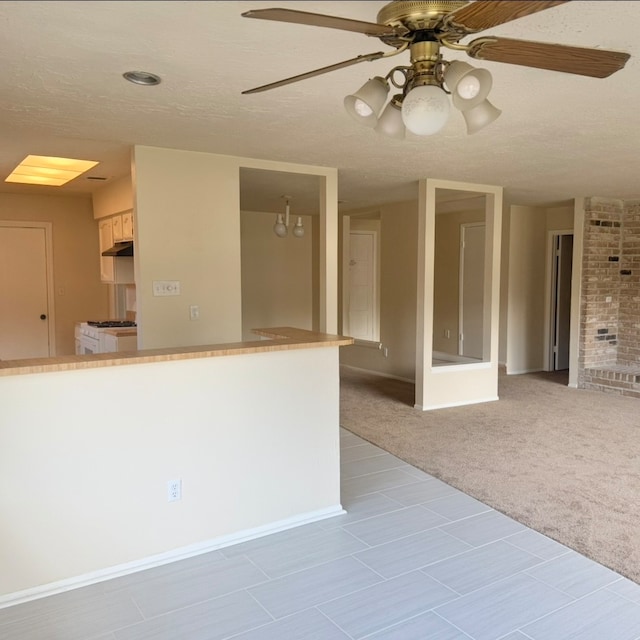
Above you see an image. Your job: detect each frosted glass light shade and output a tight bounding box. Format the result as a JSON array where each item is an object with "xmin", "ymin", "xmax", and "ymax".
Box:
[
  {"xmin": 401, "ymin": 85, "xmax": 451, "ymax": 135},
  {"xmin": 461, "ymin": 99, "xmax": 502, "ymax": 134},
  {"xmin": 273, "ymin": 214, "xmax": 287, "ymax": 237},
  {"xmin": 444, "ymin": 61, "xmax": 493, "ymax": 111},
  {"xmin": 292, "ymin": 216, "xmax": 305, "ymax": 238},
  {"xmin": 344, "ymin": 77, "xmax": 389, "ymax": 127},
  {"xmin": 374, "ymin": 97, "xmax": 405, "ymax": 139},
  {"xmin": 457, "ymin": 75, "xmax": 480, "ymax": 100}
]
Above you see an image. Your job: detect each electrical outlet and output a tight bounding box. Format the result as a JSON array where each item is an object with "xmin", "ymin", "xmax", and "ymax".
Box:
[
  {"xmin": 189, "ymin": 305, "xmax": 199, "ymax": 320},
  {"xmin": 167, "ymin": 479, "xmax": 182, "ymax": 502}
]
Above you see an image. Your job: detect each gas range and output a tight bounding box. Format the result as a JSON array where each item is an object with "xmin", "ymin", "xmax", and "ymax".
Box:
[
  {"xmin": 77, "ymin": 321, "xmax": 138, "ymax": 355},
  {"xmin": 79, "ymin": 321, "xmax": 136, "ymax": 341},
  {"xmin": 87, "ymin": 320, "xmax": 137, "ymax": 328}
]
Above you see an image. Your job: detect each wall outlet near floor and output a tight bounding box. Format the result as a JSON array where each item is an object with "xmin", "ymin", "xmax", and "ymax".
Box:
[
  {"xmin": 167, "ymin": 479, "xmax": 182, "ymax": 502},
  {"xmin": 189, "ymin": 305, "xmax": 199, "ymax": 321}
]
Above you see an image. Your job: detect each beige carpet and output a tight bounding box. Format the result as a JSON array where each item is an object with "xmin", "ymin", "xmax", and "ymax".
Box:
[{"xmin": 339, "ymin": 366, "xmax": 640, "ymax": 584}]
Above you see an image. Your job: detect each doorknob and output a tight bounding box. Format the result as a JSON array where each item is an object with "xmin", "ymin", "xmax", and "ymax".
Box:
[{"xmin": 40, "ymin": 314, "xmax": 47, "ymax": 320}]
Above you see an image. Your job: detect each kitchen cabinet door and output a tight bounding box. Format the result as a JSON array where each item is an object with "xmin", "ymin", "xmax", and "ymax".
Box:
[
  {"xmin": 98, "ymin": 218, "xmax": 114, "ymax": 282},
  {"xmin": 98, "ymin": 218, "xmax": 134, "ymax": 284},
  {"xmin": 122, "ymin": 211, "xmax": 134, "ymax": 241},
  {"xmin": 112, "ymin": 214, "xmax": 124, "ymax": 242}
]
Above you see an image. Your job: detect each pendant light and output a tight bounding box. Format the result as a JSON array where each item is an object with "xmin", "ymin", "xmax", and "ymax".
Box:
[{"xmin": 273, "ymin": 196, "xmax": 305, "ymax": 238}]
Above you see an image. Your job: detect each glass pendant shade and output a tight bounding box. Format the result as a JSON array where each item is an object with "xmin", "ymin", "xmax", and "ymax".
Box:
[
  {"xmin": 374, "ymin": 96, "xmax": 406, "ymax": 139},
  {"xmin": 444, "ymin": 61, "xmax": 493, "ymax": 111},
  {"xmin": 401, "ymin": 85, "xmax": 451, "ymax": 136},
  {"xmin": 344, "ymin": 76, "xmax": 389, "ymax": 127},
  {"xmin": 273, "ymin": 213, "xmax": 287, "ymax": 238},
  {"xmin": 461, "ymin": 99, "xmax": 502, "ymax": 134},
  {"xmin": 292, "ymin": 216, "xmax": 305, "ymax": 238}
]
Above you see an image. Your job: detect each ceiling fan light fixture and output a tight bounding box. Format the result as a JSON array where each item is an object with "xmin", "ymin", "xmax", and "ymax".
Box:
[
  {"xmin": 344, "ymin": 76, "xmax": 389, "ymax": 127},
  {"xmin": 374, "ymin": 94, "xmax": 405, "ymax": 139},
  {"xmin": 461, "ymin": 98, "xmax": 502, "ymax": 135},
  {"xmin": 444, "ymin": 61, "xmax": 493, "ymax": 111},
  {"xmin": 401, "ymin": 85, "xmax": 451, "ymax": 136},
  {"xmin": 241, "ymin": 2, "xmax": 631, "ymax": 140}
]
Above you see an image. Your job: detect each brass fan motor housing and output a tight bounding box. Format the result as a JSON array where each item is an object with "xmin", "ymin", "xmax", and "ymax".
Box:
[{"xmin": 377, "ymin": 0, "xmax": 469, "ymax": 46}]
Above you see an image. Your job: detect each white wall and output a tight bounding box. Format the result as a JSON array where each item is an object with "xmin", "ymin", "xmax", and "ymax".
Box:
[
  {"xmin": 340, "ymin": 201, "xmax": 418, "ymax": 381},
  {"xmin": 505, "ymin": 203, "xmax": 574, "ymax": 375},
  {"xmin": 0, "ymin": 346, "xmax": 342, "ymax": 604},
  {"xmin": 92, "ymin": 175, "xmax": 133, "ymax": 219},
  {"xmin": 506, "ymin": 206, "xmax": 546, "ymax": 374},
  {"xmin": 240, "ymin": 211, "xmax": 315, "ymax": 340},
  {"xmin": 416, "ymin": 179, "xmax": 503, "ymax": 410},
  {"xmin": 133, "ymin": 146, "xmax": 243, "ymax": 348},
  {"xmin": 132, "ymin": 146, "xmax": 338, "ymax": 349},
  {"xmin": 432, "ymin": 208, "xmax": 485, "ymax": 354}
]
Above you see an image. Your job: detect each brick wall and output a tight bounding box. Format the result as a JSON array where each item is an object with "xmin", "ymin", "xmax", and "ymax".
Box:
[
  {"xmin": 578, "ymin": 197, "xmax": 640, "ymax": 394},
  {"xmin": 618, "ymin": 201, "xmax": 640, "ymax": 365},
  {"xmin": 578, "ymin": 197, "xmax": 623, "ymax": 377}
]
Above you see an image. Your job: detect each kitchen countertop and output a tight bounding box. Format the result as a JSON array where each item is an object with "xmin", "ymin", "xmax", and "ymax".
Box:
[
  {"xmin": 102, "ymin": 328, "xmax": 138, "ymax": 337},
  {"xmin": 0, "ymin": 327, "xmax": 353, "ymax": 377}
]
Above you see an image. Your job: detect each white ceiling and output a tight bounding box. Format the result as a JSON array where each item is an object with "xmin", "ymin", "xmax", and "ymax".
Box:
[{"xmin": 1, "ymin": 1, "xmax": 639, "ymax": 214}]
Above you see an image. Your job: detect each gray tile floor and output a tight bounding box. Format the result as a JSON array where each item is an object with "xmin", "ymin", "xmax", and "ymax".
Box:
[{"xmin": 3, "ymin": 428, "xmax": 640, "ymax": 640}]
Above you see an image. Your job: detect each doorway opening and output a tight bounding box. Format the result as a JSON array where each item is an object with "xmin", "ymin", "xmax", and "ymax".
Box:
[
  {"xmin": 547, "ymin": 231, "xmax": 573, "ymax": 371},
  {"xmin": 459, "ymin": 222, "xmax": 485, "ymax": 359},
  {"xmin": 341, "ymin": 212, "xmax": 381, "ymax": 344}
]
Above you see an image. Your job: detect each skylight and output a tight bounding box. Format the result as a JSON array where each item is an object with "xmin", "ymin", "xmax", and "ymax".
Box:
[{"xmin": 5, "ymin": 155, "xmax": 99, "ymax": 186}]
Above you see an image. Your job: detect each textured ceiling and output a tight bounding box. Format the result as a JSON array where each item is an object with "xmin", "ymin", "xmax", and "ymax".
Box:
[{"xmin": 1, "ymin": 1, "xmax": 639, "ymax": 214}]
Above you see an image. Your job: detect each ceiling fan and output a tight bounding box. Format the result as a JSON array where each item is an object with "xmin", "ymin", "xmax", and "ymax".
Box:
[{"xmin": 241, "ymin": 1, "xmax": 630, "ymax": 138}]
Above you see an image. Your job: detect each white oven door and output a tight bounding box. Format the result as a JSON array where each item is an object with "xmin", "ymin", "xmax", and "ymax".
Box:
[{"xmin": 78, "ymin": 334, "xmax": 101, "ymax": 355}]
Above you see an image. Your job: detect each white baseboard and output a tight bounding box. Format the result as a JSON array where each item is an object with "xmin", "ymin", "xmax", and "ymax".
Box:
[
  {"xmin": 415, "ymin": 395, "xmax": 499, "ymax": 411},
  {"xmin": 340, "ymin": 363, "xmax": 414, "ymax": 384},
  {"xmin": 506, "ymin": 367, "xmax": 544, "ymax": 375},
  {"xmin": 432, "ymin": 350, "xmax": 479, "ymax": 364},
  {"xmin": 0, "ymin": 504, "xmax": 345, "ymax": 610}
]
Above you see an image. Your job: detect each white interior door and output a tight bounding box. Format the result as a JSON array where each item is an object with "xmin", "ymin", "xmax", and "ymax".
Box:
[
  {"xmin": 347, "ymin": 230, "xmax": 378, "ymax": 341},
  {"xmin": 0, "ymin": 224, "xmax": 52, "ymax": 359},
  {"xmin": 459, "ymin": 223, "xmax": 485, "ymax": 359}
]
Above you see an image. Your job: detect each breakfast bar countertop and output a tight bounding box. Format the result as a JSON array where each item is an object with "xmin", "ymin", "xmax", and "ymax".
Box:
[{"xmin": 0, "ymin": 327, "xmax": 354, "ymax": 377}]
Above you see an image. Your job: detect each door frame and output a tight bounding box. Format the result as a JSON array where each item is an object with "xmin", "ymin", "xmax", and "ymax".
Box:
[
  {"xmin": 346, "ymin": 229, "xmax": 379, "ymax": 342},
  {"xmin": 543, "ymin": 229, "xmax": 573, "ymax": 371},
  {"xmin": 341, "ymin": 214, "xmax": 381, "ymax": 345},
  {"xmin": 0, "ymin": 220, "xmax": 56, "ymax": 356}
]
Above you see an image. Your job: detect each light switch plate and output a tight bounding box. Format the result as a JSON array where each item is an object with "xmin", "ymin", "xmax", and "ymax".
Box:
[{"xmin": 153, "ymin": 280, "xmax": 181, "ymax": 296}]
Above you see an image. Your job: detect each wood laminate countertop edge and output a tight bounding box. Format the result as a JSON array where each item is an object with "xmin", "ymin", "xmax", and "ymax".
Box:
[{"xmin": 0, "ymin": 327, "xmax": 354, "ymax": 377}]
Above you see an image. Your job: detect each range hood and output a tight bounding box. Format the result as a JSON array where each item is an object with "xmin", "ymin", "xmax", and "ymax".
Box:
[{"xmin": 101, "ymin": 241, "xmax": 133, "ymax": 257}]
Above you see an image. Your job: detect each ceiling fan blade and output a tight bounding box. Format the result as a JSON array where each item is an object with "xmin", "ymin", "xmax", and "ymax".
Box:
[
  {"xmin": 467, "ymin": 37, "xmax": 630, "ymax": 78},
  {"xmin": 447, "ymin": 1, "xmax": 569, "ymax": 33},
  {"xmin": 242, "ymin": 52, "xmax": 386, "ymax": 94},
  {"xmin": 241, "ymin": 8, "xmax": 401, "ymax": 38}
]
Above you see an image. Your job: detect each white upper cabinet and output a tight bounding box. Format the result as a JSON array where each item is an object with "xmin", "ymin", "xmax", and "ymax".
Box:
[
  {"xmin": 98, "ymin": 216, "xmax": 134, "ymax": 284},
  {"xmin": 122, "ymin": 211, "xmax": 134, "ymax": 241}
]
